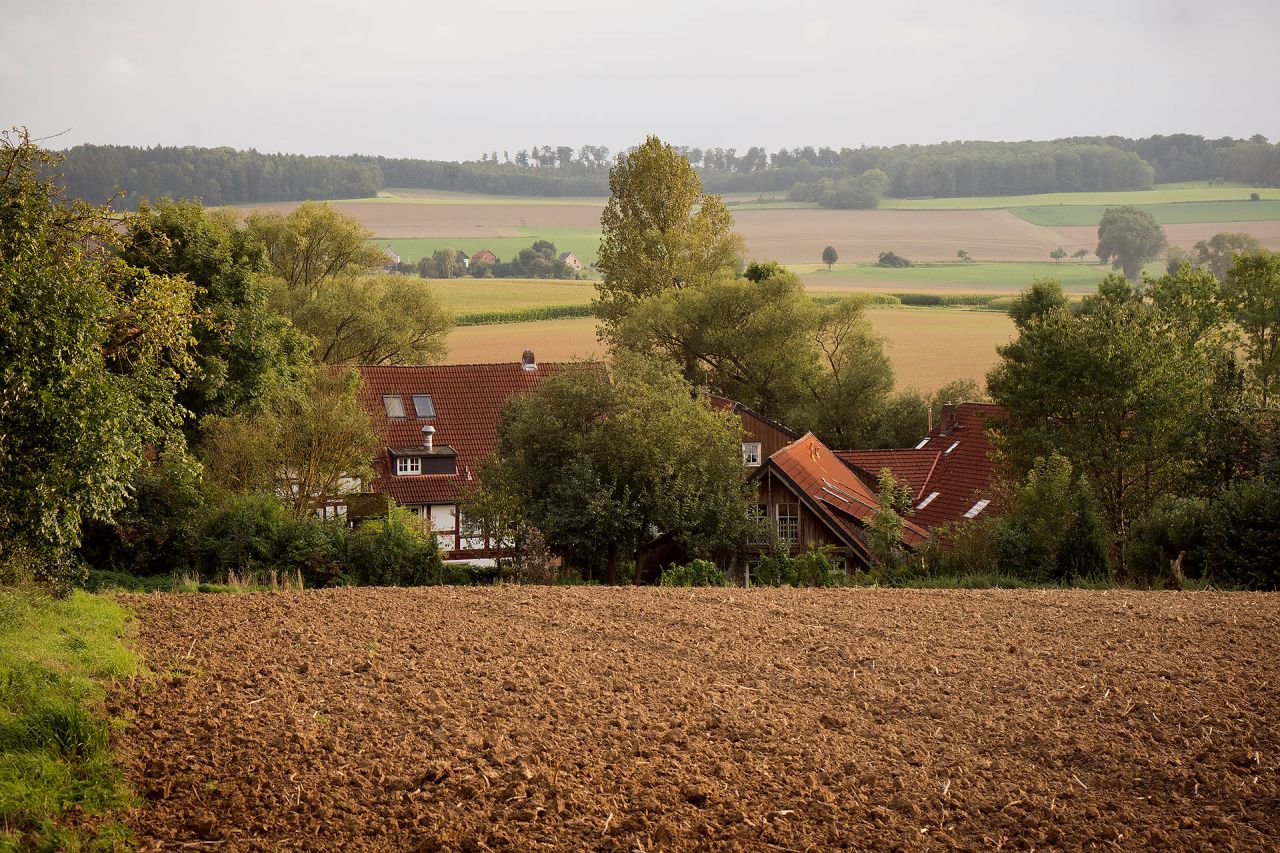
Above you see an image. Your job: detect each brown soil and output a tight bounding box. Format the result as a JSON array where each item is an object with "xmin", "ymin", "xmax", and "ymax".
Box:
[
  {"xmin": 734, "ymin": 209, "xmax": 1067, "ymax": 263},
  {"xmin": 1053, "ymin": 221, "xmax": 1280, "ymax": 253},
  {"xmin": 111, "ymin": 588, "xmax": 1279, "ymax": 851}
]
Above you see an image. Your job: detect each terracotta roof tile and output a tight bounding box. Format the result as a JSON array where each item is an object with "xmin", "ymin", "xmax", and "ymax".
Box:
[
  {"xmin": 356, "ymin": 361, "xmax": 594, "ymax": 506},
  {"xmin": 834, "ymin": 403, "xmax": 1006, "ymax": 532},
  {"xmin": 768, "ymin": 433, "xmax": 929, "ymax": 549}
]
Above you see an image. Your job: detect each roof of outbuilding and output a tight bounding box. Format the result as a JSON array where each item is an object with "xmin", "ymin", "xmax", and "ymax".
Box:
[
  {"xmin": 766, "ymin": 433, "xmax": 930, "ymax": 550},
  {"xmin": 356, "ymin": 361, "xmax": 590, "ymax": 505},
  {"xmin": 837, "ymin": 403, "xmax": 1006, "ymax": 531},
  {"xmin": 706, "ymin": 393, "xmax": 801, "ymax": 441}
]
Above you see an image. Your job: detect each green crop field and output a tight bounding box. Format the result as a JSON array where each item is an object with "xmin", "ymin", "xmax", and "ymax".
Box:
[
  {"xmin": 378, "ymin": 228, "xmax": 602, "ymax": 266},
  {"xmin": 881, "ymin": 183, "xmax": 1280, "ymax": 211},
  {"xmin": 795, "ymin": 261, "xmax": 1164, "ymax": 293},
  {"xmin": 1012, "ymin": 200, "xmax": 1280, "ymax": 226}
]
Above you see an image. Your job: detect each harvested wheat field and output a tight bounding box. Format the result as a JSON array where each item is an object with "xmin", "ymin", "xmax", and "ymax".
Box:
[{"xmin": 111, "ymin": 587, "xmax": 1279, "ymax": 851}]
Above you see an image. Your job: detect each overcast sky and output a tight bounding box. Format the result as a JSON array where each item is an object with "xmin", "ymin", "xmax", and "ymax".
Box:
[{"xmin": 4, "ymin": 0, "xmax": 1278, "ymax": 160}]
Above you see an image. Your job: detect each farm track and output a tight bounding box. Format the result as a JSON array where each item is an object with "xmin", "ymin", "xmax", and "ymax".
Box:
[{"xmin": 112, "ymin": 587, "xmax": 1279, "ymax": 851}]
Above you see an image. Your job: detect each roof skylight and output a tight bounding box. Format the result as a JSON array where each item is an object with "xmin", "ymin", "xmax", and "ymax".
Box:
[
  {"xmin": 917, "ymin": 491, "xmax": 940, "ymax": 509},
  {"xmin": 412, "ymin": 394, "xmax": 436, "ymax": 418},
  {"xmin": 382, "ymin": 395, "xmax": 406, "ymax": 418},
  {"xmin": 963, "ymin": 499, "xmax": 991, "ymax": 518}
]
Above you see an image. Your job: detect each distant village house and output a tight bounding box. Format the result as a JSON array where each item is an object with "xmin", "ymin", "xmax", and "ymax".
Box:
[
  {"xmin": 471, "ymin": 249, "xmax": 499, "ymax": 265},
  {"xmin": 557, "ymin": 251, "xmax": 583, "ymax": 271}
]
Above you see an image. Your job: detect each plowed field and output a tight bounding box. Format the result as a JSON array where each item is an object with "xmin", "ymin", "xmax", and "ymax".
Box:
[{"xmin": 112, "ymin": 588, "xmax": 1279, "ymax": 851}]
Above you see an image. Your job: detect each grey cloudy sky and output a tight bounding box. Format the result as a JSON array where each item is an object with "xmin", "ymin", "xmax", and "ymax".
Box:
[{"xmin": 3, "ymin": 0, "xmax": 1278, "ymax": 160}]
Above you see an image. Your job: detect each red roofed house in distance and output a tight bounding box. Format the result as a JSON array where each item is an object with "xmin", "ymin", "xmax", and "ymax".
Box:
[{"xmin": 351, "ymin": 351, "xmax": 583, "ymax": 564}]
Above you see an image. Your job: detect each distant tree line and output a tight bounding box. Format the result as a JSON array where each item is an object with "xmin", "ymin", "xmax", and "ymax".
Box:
[
  {"xmin": 59, "ymin": 144, "xmax": 382, "ymax": 208},
  {"xmin": 58, "ymin": 134, "xmax": 1280, "ymax": 210}
]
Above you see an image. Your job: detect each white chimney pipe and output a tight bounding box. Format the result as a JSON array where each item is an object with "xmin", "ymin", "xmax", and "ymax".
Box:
[{"xmin": 421, "ymin": 424, "xmax": 435, "ymax": 451}]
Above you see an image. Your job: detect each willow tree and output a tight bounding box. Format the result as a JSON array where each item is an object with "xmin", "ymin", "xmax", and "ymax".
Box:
[{"xmin": 594, "ymin": 136, "xmax": 743, "ymax": 343}]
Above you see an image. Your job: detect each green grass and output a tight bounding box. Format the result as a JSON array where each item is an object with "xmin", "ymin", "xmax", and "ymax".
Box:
[
  {"xmin": 797, "ymin": 261, "xmax": 1162, "ymax": 293},
  {"xmin": 0, "ymin": 588, "xmax": 137, "ymax": 850},
  {"xmin": 1013, "ymin": 200, "xmax": 1280, "ymax": 227},
  {"xmin": 880, "ymin": 182, "xmax": 1280, "ymax": 210},
  {"xmin": 377, "ymin": 228, "xmax": 602, "ymax": 266}
]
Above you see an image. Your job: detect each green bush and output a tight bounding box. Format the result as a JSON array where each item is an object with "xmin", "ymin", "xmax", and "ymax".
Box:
[
  {"xmin": 659, "ymin": 559, "xmax": 727, "ymax": 587},
  {"xmin": 1203, "ymin": 478, "xmax": 1280, "ymax": 590},
  {"xmin": 877, "ymin": 251, "xmax": 912, "ymax": 268},
  {"xmin": 752, "ymin": 545, "xmax": 848, "ymax": 588},
  {"xmin": 337, "ymin": 507, "xmax": 453, "ymax": 587},
  {"xmin": 1123, "ymin": 495, "xmax": 1209, "ymax": 587},
  {"xmin": 454, "ymin": 305, "xmax": 593, "ymax": 326}
]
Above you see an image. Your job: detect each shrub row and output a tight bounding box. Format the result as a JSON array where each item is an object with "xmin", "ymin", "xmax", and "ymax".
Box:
[{"xmin": 454, "ymin": 305, "xmax": 594, "ymax": 326}]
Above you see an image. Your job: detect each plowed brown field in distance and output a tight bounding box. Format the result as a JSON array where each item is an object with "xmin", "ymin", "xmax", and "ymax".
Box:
[{"xmin": 112, "ymin": 588, "xmax": 1280, "ymax": 851}]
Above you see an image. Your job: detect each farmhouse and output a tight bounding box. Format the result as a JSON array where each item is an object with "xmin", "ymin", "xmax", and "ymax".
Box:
[
  {"xmin": 731, "ymin": 402, "xmax": 1003, "ymax": 583},
  {"xmin": 353, "ymin": 351, "xmax": 578, "ymax": 561},
  {"xmin": 471, "ymin": 249, "xmax": 499, "ymax": 265},
  {"xmin": 383, "ymin": 244, "xmax": 400, "ymax": 269},
  {"xmin": 557, "ymin": 251, "xmax": 583, "ymax": 270},
  {"xmin": 457, "ymin": 250, "xmax": 470, "ymax": 268}
]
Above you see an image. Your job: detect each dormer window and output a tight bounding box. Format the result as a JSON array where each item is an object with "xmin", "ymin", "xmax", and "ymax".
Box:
[
  {"xmin": 396, "ymin": 456, "xmax": 422, "ymax": 475},
  {"xmin": 412, "ymin": 394, "xmax": 435, "ymax": 418},
  {"xmin": 382, "ymin": 395, "xmax": 406, "ymax": 418}
]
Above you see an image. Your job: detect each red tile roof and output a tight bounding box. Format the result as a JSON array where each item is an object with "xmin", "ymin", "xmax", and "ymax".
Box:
[
  {"xmin": 837, "ymin": 403, "xmax": 1006, "ymax": 532},
  {"xmin": 356, "ymin": 360, "xmax": 590, "ymax": 506},
  {"xmin": 767, "ymin": 433, "xmax": 930, "ymax": 551},
  {"xmin": 835, "ymin": 449, "xmax": 940, "ymax": 499}
]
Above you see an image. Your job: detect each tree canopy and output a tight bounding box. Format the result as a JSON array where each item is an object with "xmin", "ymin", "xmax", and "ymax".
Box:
[
  {"xmin": 487, "ymin": 355, "xmax": 753, "ymax": 582},
  {"xmin": 594, "ymin": 136, "xmax": 744, "ymax": 339},
  {"xmin": 0, "ymin": 130, "xmax": 196, "ymax": 572},
  {"xmin": 1095, "ymin": 206, "xmax": 1167, "ymax": 280}
]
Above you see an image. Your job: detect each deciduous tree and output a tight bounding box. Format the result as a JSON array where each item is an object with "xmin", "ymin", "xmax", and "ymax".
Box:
[
  {"xmin": 1192, "ymin": 232, "xmax": 1263, "ymax": 281},
  {"xmin": 0, "ymin": 129, "xmax": 196, "ymax": 572},
  {"xmin": 822, "ymin": 245, "xmax": 838, "ymax": 269},
  {"xmin": 488, "ymin": 355, "xmax": 752, "ymax": 583},
  {"xmin": 595, "ymin": 136, "xmax": 744, "ymax": 340},
  {"xmin": 1095, "ymin": 205, "xmax": 1167, "ymax": 281},
  {"xmin": 201, "ymin": 366, "xmax": 377, "ymax": 517},
  {"xmin": 247, "ymin": 201, "xmax": 386, "ymax": 296}
]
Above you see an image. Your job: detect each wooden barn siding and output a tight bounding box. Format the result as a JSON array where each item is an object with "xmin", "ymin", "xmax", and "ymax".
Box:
[
  {"xmin": 740, "ymin": 410, "xmax": 796, "ymax": 460},
  {"xmin": 756, "ymin": 471, "xmax": 847, "ymax": 556}
]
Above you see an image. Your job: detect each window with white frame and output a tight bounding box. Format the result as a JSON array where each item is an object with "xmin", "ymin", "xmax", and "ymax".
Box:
[
  {"xmin": 396, "ymin": 456, "xmax": 421, "ymax": 475},
  {"xmin": 382, "ymin": 395, "xmax": 406, "ymax": 418},
  {"xmin": 776, "ymin": 503, "xmax": 800, "ymax": 543},
  {"xmin": 742, "ymin": 442, "xmax": 763, "ymax": 466}
]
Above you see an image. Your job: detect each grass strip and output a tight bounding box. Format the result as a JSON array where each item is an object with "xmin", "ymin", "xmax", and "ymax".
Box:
[{"xmin": 0, "ymin": 588, "xmax": 137, "ymax": 851}]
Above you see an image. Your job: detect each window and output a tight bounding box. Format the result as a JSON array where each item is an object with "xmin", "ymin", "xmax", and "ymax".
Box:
[
  {"xmin": 412, "ymin": 394, "xmax": 435, "ymax": 418},
  {"xmin": 776, "ymin": 503, "xmax": 799, "ymax": 543},
  {"xmin": 742, "ymin": 442, "xmax": 762, "ymax": 466},
  {"xmin": 917, "ymin": 491, "xmax": 940, "ymax": 509},
  {"xmin": 945, "ymin": 440, "xmax": 960, "ymax": 455},
  {"xmin": 833, "ymin": 557, "xmax": 848, "ymax": 575},
  {"xmin": 396, "ymin": 456, "xmax": 421, "ymax": 475},
  {"xmin": 964, "ymin": 499, "xmax": 991, "ymax": 519},
  {"xmin": 382, "ymin": 395, "xmax": 406, "ymax": 418},
  {"xmin": 914, "ymin": 438, "xmax": 930, "ymax": 450}
]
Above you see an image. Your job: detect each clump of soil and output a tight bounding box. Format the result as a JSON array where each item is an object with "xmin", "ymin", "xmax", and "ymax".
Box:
[{"xmin": 111, "ymin": 587, "xmax": 1280, "ymax": 850}]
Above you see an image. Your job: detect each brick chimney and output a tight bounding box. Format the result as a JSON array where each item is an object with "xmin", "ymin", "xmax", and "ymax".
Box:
[{"xmin": 939, "ymin": 403, "xmax": 958, "ymax": 435}]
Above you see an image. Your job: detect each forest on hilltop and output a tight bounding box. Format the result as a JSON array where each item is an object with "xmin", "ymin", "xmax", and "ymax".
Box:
[{"xmin": 58, "ymin": 133, "xmax": 1280, "ymax": 208}]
